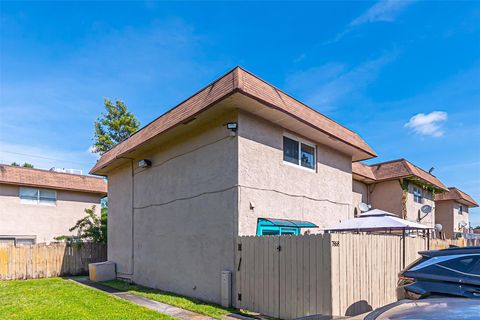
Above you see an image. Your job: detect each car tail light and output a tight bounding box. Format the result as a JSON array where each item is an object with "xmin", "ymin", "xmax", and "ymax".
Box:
[{"xmin": 397, "ymin": 275, "xmax": 416, "ymax": 287}]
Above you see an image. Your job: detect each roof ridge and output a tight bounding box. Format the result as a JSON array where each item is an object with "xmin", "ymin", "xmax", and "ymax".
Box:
[
  {"xmin": 0, "ymin": 164, "xmax": 102, "ymax": 180},
  {"xmin": 236, "ymin": 67, "xmax": 363, "ymax": 137},
  {"xmin": 96, "ymin": 66, "xmax": 241, "ymax": 162},
  {"xmin": 369, "ymin": 158, "xmax": 406, "ymax": 167},
  {"xmin": 91, "ymin": 66, "xmax": 376, "ymax": 174},
  {"xmin": 401, "ymin": 159, "xmax": 416, "ymax": 176}
]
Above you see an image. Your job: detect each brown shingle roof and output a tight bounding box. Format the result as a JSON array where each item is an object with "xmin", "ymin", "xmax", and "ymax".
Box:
[
  {"xmin": 0, "ymin": 165, "xmax": 107, "ymax": 195},
  {"xmin": 435, "ymin": 187, "xmax": 478, "ymax": 207},
  {"xmin": 352, "ymin": 162, "xmax": 376, "ymax": 181},
  {"xmin": 90, "ymin": 67, "xmax": 376, "ymax": 174},
  {"xmin": 352, "ymin": 159, "xmax": 448, "ymax": 191}
]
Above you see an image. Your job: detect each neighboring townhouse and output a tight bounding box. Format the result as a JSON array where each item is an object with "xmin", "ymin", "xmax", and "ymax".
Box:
[
  {"xmin": 352, "ymin": 159, "xmax": 449, "ymax": 229},
  {"xmin": 0, "ymin": 165, "xmax": 107, "ymax": 244},
  {"xmin": 90, "ymin": 67, "xmax": 377, "ymax": 304},
  {"xmin": 435, "ymin": 187, "xmax": 479, "ymax": 239}
]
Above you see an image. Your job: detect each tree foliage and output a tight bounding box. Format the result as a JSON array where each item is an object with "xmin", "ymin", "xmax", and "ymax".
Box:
[
  {"xmin": 11, "ymin": 162, "xmax": 34, "ymax": 168},
  {"xmin": 55, "ymin": 206, "xmax": 107, "ymax": 243},
  {"xmin": 93, "ymin": 99, "xmax": 140, "ymax": 154}
]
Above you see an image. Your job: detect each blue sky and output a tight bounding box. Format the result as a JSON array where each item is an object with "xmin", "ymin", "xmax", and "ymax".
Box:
[{"xmin": 1, "ymin": 1, "xmax": 479, "ymax": 225}]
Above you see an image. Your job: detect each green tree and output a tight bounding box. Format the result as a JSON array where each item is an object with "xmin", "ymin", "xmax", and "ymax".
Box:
[
  {"xmin": 11, "ymin": 162, "xmax": 34, "ymax": 168},
  {"xmin": 93, "ymin": 98, "xmax": 140, "ymax": 154},
  {"xmin": 55, "ymin": 205, "xmax": 107, "ymax": 243}
]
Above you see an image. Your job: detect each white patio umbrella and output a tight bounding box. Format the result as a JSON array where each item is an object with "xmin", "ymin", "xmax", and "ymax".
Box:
[{"xmin": 324, "ymin": 209, "xmax": 432, "ymax": 232}]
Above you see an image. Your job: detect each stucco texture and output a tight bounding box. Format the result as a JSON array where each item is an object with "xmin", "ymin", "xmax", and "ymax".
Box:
[
  {"xmin": 0, "ymin": 183, "xmax": 102, "ymax": 243},
  {"xmin": 435, "ymin": 200, "xmax": 469, "ymax": 239},
  {"xmin": 237, "ymin": 112, "xmax": 353, "ymax": 234},
  {"xmin": 106, "ymin": 111, "xmax": 238, "ymax": 303},
  {"xmin": 405, "ymin": 182, "xmax": 435, "ymax": 228},
  {"xmin": 352, "ymin": 180, "xmax": 368, "ymax": 216}
]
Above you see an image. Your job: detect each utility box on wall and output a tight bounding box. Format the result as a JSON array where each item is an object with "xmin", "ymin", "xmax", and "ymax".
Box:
[
  {"xmin": 221, "ymin": 270, "xmax": 232, "ymax": 308},
  {"xmin": 89, "ymin": 261, "xmax": 116, "ymax": 282}
]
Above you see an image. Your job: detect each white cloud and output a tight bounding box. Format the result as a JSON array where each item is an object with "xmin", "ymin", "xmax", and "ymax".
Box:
[
  {"xmin": 350, "ymin": 0, "xmax": 415, "ymax": 26},
  {"xmin": 404, "ymin": 111, "xmax": 448, "ymax": 137},
  {"xmin": 326, "ymin": 0, "xmax": 415, "ymax": 44}
]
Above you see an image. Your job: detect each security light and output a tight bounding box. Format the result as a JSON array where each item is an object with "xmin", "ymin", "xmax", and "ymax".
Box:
[
  {"xmin": 138, "ymin": 159, "xmax": 152, "ymax": 168},
  {"xmin": 226, "ymin": 122, "xmax": 238, "ymax": 131}
]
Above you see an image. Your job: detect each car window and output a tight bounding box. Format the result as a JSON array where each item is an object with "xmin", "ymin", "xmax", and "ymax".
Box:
[{"xmin": 438, "ymin": 255, "xmax": 480, "ymax": 274}]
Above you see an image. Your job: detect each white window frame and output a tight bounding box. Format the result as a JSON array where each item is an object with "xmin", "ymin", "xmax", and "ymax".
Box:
[
  {"xmin": 282, "ymin": 132, "xmax": 317, "ymax": 172},
  {"xmin": 19, "ymin": 187, "xmax": 57, "ymax": 206},
  {"xmin": 413, "ymin": 186, "xmax": 424, "ymax": 204}
]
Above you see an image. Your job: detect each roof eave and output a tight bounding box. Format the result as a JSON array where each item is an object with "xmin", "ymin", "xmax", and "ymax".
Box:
[{"xmin": 90, "ymin": 67, "xmax": 377, "ymax": 175}]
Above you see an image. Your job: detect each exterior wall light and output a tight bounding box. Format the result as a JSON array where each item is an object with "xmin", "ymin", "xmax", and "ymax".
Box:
[
  {"xmin": 138, "ymin": 159, "xmax": 152, "ymax": 168},
  {"xmin": 226, "ymin": 122, "xmax": 238, "ymax": 136}
]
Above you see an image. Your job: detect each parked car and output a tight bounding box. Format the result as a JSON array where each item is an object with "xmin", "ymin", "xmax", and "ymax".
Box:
[
  {"xmin": 397, "ymin": 246, "xmax": 480, "ymax": 299},
  {"xmin": 349, "ymin": 297, "xmax": 480, "ymax": 320}
]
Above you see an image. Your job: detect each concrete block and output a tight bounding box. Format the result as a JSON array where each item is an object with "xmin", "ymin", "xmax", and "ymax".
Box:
[{"xmin": 89, "ymin": 261, "xmax": 116, "ymax": 282}]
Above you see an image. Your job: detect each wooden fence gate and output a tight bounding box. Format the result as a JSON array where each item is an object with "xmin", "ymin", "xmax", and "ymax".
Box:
[{"xmin": 235, "ymin": 234, "xmax": 427, "ymax": 319}]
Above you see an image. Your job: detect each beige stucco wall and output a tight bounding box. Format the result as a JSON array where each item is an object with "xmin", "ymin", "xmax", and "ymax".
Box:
[
  {"xmin": 435, "ymin": 200, "xmax": 469, "ymax": 239},
  {"xmin": 237, "ymin": 112, "xmax": 353, "ymax": 234},
  {"xmin": 367, "ymin": 180, "xmax": 435, "ymax": 228},
  {"xmin": 106, "ymin": 111, "xmax": 238, "ymax": 304},
  {"xmin": 370, "ymin": 180, "xmax": 404, "ymax": 217},
  {"xmin": 106, "ymin": 109, "xmax": 362, "ymax": 304},
  {"xmin": 0, "ymin": 183, "xmax": 102, "ymax": 243},
  {"xmin": 352, "ymin": 180, "xmax": 369, "ymax": 216},
  {"xmin": 404, "ymin": 182, "xmax": 435, "ymax": 228},
  {"xmin": 453, "ymin": 202, "xmax": 469, "ymax": 233}
]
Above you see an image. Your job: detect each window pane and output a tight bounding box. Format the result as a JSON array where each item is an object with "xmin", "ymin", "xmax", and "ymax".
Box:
[
  {"xmin": 39, "ymin": 189, "xmax": 56, "ymax": 206},
  {"xmin": 20, "ymin": 187, "xmax": 38, "ymax": 200},
  {"xmin": 439, "ymin": 256, "xmax": 480, "ymax": 274},
  {"xmin": 262, "ymin": 229, "xmax": 280, "ymax": 236},
  {"xmin": 283, "ymin": 136, "xmax": 299, "ymax": 164},
  {"xmin": 39, "ymin": 189, "xmax": 56, "ymax": 200},
  {"xmin": 16, "ymin": 238, "xmax": 35, "ymax": 245},
  {"xmin": 19, "ymin": 187, "xmax": 38, "ymax": 204},
  {"xmin": 301, "ymin": 143, "xmax": 315, "ymax": 169}
]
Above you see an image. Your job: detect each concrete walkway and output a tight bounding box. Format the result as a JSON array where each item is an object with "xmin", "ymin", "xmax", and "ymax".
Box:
[{"xmin": 69, "ymin": 277, "xmax": 254, "ymax": 320}]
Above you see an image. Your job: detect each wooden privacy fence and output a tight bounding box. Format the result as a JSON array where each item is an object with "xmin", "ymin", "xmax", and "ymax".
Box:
[
  {"xmin": 0, "ymin": 242, "xmax": 107, "ymax": 280},
  {"xmin": 235, "ymin": 234, "xmax": 428, "ymax": 319}
]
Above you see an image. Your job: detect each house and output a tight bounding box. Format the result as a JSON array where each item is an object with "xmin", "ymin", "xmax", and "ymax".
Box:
[
  {"xmin": 352, "ymin": 159, "xmax": 449, "ymax": 229},
  {"xmin": 0, "ymin": 164, "xmax": 107, "ymax": 244},
  {"xmin": 435, "ymin": 187, "xmax": 479, "ymax": 239},
  {"xmin": 90, "ymin": 67, "xmax": 377, "ymax": 304}
]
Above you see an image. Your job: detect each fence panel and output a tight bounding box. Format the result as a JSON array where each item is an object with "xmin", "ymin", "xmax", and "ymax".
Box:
[
  {"xmin": 0, "ymin": 243, "xmax": 107, "ymax": 280},
  {"xmin": 235, "ymin": 234, "xmax": 432, "ymax": 319},
  {"xmin": 330, "ymin": 234, "xmax": 419, "ymax": 316}
]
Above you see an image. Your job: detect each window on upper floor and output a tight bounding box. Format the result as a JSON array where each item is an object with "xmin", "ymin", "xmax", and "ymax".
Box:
[
  {"xmin": 19, "ymin": 187, "xmax": 56, "ymax": 206},
  {"xmin": 458, "ymin": 205, "xmax": 463, "ymax": 215},
  {"xmin": 413, "ymin": 186, "xmax": 423, "ymax": 204},
  {"xmin": 283, "ymin": 135, "xmax": 316, "ymax": 170}
]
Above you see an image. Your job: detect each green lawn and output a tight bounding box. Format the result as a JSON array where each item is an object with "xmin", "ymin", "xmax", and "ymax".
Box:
[
  {"xmin": 0, "ymin": 278, "xmax": 174, "ymax": 320},
  {"xmin": 101, "ymin": 280, "xmax": 253, "ymax": 320}
]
